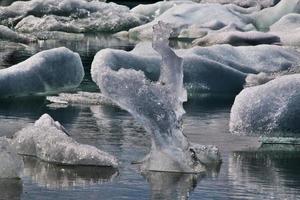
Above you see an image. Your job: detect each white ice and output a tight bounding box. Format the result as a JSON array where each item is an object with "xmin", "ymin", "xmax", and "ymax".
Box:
[
  {"xmin": 0, "ymin": 25, "xmax": 36, "ymax": 43},
  {"xmin": 0, "ymin": 137, "xmax": 24, "ymax": 178},
  {"xmin": 0, "ymin": 47, "xmax": 84, "ymax": 97},
  {"xmin": 11, "ymin": 114, "xmax": 118, "ymax": 167}
]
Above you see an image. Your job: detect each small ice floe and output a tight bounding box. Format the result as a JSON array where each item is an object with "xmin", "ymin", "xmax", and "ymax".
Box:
[
  {"xmin": 47, "ymin": 92, "xmax": 115, "ymax": 106},
  {"xmin": 11, "ymin": 114, "xmax": 118, "ymax": 167},
  {"xmin": 92, "ymin": 21, "xmax": 221, "ymax": 173},
  {"xmin": 0, "ymin": 137, "xmax": 24, "ymax": 178},
  {"xmin": 0, "ymin": 47, "xmax": 84, "ymax": 97},
  {"xmin": 230, "ymin": 74, "xmax": 300, "ymax": 137}
]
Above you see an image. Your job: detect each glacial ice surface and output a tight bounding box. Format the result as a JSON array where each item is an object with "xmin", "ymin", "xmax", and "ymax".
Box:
[
  {"xmin": 92, "ymin": 41, "xmax": 300, "ymax": 94},
  {"xmin": 0, "ymin": 137, "xmax": 24, "ymax": 178},
  {"xmin": 92, "ymin": 21, "xmax": 221, "ymax": 173},
  {"xmin": 12, "ymin": 114, "xmax": 118, "ymax": 167},
  {"xmin": 230, "ymin": 74, "xmax": 300, "ymax": 136},
  {"xmin": 0, "ymin": 47, "xmax": 84, "ymax": 97}
]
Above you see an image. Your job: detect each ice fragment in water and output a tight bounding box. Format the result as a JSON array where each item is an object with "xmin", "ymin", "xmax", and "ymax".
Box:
[{"xmin": 92, "ymin": 21, "xmax": 221, "ymax": 173}]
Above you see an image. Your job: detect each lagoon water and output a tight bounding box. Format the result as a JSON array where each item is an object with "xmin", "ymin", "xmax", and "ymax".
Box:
[{"xmin": 1, "ymin": 1, "xmax": 300, "ymax": 199}]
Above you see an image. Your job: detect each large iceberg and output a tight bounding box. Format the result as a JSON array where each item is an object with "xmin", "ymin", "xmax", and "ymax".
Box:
[
  {"xmin": 0, "ymin": 47, "xmax": 84, "ymax": 97},
  {"xmin": 0, "ymin": 0, "xmax": 146, "ymax": 33},
  {"xmin": 92, "ymin": 22, "xmax": 221, "ymax": 173},
  {"xmin": 0, "ymin": 137, "xmax": 24, "ymax": 178},
  {"xmin": 11, "ymin": 113, "xmax": 118, "ymax": 167},
  {"xmin": 230, "ymin": 74, "xmax": 300, "ymax": 136},
  {"xmin": 91, "ymin": 41, "xmax": 300, "ymax": 94}
]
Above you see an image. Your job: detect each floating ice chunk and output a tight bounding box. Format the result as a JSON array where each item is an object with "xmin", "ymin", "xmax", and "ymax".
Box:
[
  {"xmin": 0, "ymin": 47, "xmax": 84, "ymax": 97},
  {"xmin": 193, "ymin": 31, "xmax": 280, "ymax": 46},
  {"xmin": 0, "ymin": 25, "xmax": 36, "ymax": 43},
  {"xmin": 92, "ymin": 21, "xmax": 221, "ymax": 173},
  {"xmin": 11, "ymin": 114, "xmax": 118, "ymax": 167},
  {"xmin": 0, "ymin": 137, "xmax": 24, "ymax": 178},
  {"xmin": 92, "ymin": 41, "xmax": 300, "ymax": 94},
  {"xmin": 128, "ymin": 3, "xmax": 253, "ymax": 39},
  {"xmin": 230, "ymin": 74, "xmax": 300, "ymax": 136},
  {"xmin": 47, "ymin": 92, "xmax": 115, "ymax": 106},
  {"xmin": 0, "ymin": 0, "xmax": 146, "ymax": 33}
]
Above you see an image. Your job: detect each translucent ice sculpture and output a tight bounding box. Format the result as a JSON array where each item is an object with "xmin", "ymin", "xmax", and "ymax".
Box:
[
  {"xmin": 92, "ymin": 21, "xmax": 221, "ymax": 173},
  {"xmin": 11, "ymin": 114, "xmax": 118, "ymax": 167},
  {"xmin": 0, "ymin": 137, "xmax": 24, "ymax": 178}
]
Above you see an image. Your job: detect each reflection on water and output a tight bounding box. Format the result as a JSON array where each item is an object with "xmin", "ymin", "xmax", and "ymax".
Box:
[
  {"xmin": 229, "ymin": 150, "xmax": 300, "ymax": 199},
  {"xmin": 0, "ymin": 178, "xmax": 22, "ymax": 200},
  {"xmin": 22, "ymin": 156, "xmax": 118, "ymax": 189},
  {"xmin": 143, "ymin": 172, "xmax": 201, "ymax": 200},
  {"xmin": 142, "ymin": 164, "xmax": 221, "ymax": 200}
]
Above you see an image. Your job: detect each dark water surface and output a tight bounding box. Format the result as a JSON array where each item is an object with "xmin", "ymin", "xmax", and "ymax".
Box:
[{"xmin": 0, "ymin": 1, "xmax": 300, "ymax": 199}]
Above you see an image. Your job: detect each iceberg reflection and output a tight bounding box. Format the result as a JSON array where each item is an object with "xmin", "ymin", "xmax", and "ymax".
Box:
[{"xmin": 22, "ymin": 156, "xmax": 118, "ymax": 189}]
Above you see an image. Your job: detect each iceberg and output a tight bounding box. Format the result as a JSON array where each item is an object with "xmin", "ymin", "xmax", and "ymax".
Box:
[
  {"xmin": 92, "ymin": 21, "xmax": 221, "ymax": 173},
  {"xmin": 0, "ymin": 137, "xmax": 24, "ymax": 178},
  {"xmin": 0, "ymin": 47, "xmax": 84, "ymax": 97},
  {"xmin": 129, "ymin": 3, "xmax": 253, "ymax": 39},
  {"xmin": 128, "ymin": 0, "xmax": 300, "ymax": 40},
  {"xmin": 92, "ymin": 41, "xmax": 300, "ymax": 94},
  {"xmin": 0, "ymin": 0, "xmax": 146, "ymax": 33},
  {"xmin": 230, "ymin": 74, "xmax": 300, "ymax": 136},
  {"xmin": 11, "ymin": 113, "xmax": 118, "ymax": 167}
]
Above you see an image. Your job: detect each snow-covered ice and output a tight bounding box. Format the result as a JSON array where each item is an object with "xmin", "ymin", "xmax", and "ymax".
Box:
[
  {"xmin": 0, "ymin": 47, "xmax": 84, "ymax": 97},
  {"xmin": 11, "ymin": 114, "xmax": 118, "ymax": 167},
  {"xmin": 0, "ymin": 137, "xmax": 24, "ymax": 178}
]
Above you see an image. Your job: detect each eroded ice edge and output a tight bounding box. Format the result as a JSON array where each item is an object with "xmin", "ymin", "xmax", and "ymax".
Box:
[
  {"xmin": 0, "ymin": 137, "xmax": 24, "ymax": 178},
  {"xmin": 11, "ymin": 114, "xmax": 118, "ymax": 167},
  {"xmin": 92, "ymin": 21, "xmax": 221, "ymax": 173}
]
